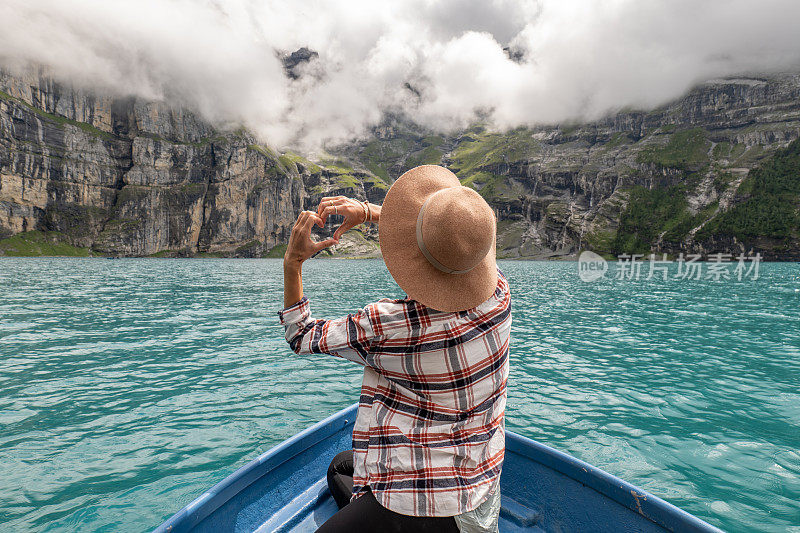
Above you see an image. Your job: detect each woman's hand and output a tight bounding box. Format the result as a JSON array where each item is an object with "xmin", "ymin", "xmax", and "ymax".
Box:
[
  {"xmin": 284, "ymin": 211, "xmax": 337, "ymax": 266},
  {"xmin": 317, "ymin": 196, "xmax": 379, "ymax": 241}
]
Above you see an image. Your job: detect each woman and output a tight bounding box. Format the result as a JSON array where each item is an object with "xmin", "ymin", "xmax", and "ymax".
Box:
[{"xmin": 278, "ymin": 165, "xmax": 511, "ymax": 532}]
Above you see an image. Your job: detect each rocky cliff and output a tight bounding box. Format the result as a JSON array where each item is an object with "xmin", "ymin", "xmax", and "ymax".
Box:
[
  {"xmin": 339, "ymin": 74, "xmax": 800, "ymax": 260},
  {"xmin": 1, "ymin": 68, "xmax": 799, "ymax": 259},
  {"xmin": 0, "ymin": 68, "xmax": 386, "ymax": 257}
]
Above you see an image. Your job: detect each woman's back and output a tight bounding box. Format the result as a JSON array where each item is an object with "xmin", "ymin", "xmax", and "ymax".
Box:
[
  {"xmin": 280, "ymin": 270, "xmax": 511, "ymax": 516},
  {"xmin": 279, "ymin": 165, "xmax": 507, "ymax": 530}
]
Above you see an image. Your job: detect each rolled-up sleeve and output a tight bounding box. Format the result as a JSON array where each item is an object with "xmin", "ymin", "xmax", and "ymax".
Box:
[{"xmin": 278, "ymin": 296, "xmax": 376, "ymax": 365}]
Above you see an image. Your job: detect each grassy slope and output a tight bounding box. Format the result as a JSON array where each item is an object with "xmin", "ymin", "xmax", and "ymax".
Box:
[
  {"xmin": 611, "ymin": 129, "xmax": 713, "ymax": 254},
  {"xmin": 356, "ymin": 133, "xmax": 445, "ymax": 182},
  {"xmin": 0, "ymin": 231, "xmax": 92, "ymax": 257},
  {"xmin": 636, "ymin": 128, "xmax": 711, "ymax": 171},
  {"xmin": 449, "ymin": 127, "xmax": 539, "ymax": 201},
  {"xmin": 612, "ymin": 133, "xmax": 799, "ymax": 255},
  {"xmin": 697, "ymin": 138, "xmax": 800, "ymax": 244}
]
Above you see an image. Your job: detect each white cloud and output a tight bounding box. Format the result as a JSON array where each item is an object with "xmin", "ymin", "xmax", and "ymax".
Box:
[{"xmin": 1, "ymin": 0, "xmax": 799, "ymax": 149}]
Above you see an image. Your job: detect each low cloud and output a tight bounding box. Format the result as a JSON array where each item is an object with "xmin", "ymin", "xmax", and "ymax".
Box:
[{"xmin": 2, "ymin": 0, "xmax": 800, "ymax": 149}]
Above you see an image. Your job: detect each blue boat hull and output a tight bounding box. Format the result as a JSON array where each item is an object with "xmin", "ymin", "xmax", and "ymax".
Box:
[{"xmin": 155, "ymin": 404, "xmax": 721, "ymax": 532}]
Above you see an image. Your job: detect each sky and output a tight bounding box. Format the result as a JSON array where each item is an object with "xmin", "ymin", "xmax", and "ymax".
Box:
[{"xmin": 1, "ymin": 0, "xmax": 800, "ymax": 149}]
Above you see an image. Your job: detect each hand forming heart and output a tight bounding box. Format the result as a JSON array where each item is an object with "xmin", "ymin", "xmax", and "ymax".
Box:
[{"xmin": 316, "ymin": 196, "xmax": 369, "ymax": 242}]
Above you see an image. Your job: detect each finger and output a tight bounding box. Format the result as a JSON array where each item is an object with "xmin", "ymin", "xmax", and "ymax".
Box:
[
  {"xmin": 322, "ymin": 203, "xmax": 352, "ymax": 224},
  {"xmin": 313, "ymin": 238, "xmax": 338, "ymax": 252},
  {"xmin": 299, "ymin": 211, "xmax": 317, "ymax": 230},
  {"xmin": 318, "ymin": 205, "xmax": 339, "ymax": 225},
  {"xmin": 333, "ymin": 221, "xmax": 355, "ymax": 241},
  {"xmin": 316, "ymin": 209, "xmax": 334, "ymax": 227},
  {"xmin": 304, "ymin": 212, "xmax": 325, "ymax": 231},
  {"xmin": 319, "ymin": 197, "xmax": 346, "ymax": 209},
  {"xmin": 317, "ymin": 197, "xmax": 340, "ymax": 211},
  {"xmin": 316, "ymin": 200, "xmax": 334, "ymax": 217},
  {"xmin": 294, "ymin": 212, "xmax": 315, "ymax": 235}
]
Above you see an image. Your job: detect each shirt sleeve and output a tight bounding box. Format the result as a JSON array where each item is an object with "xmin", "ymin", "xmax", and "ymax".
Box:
[{"xmin": 277, "ymin": 296, "xmax": 376, "ymax": 365}]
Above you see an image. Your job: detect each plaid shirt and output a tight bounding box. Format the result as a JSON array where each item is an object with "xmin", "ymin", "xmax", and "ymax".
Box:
[{"xmin": 278, "ymin": 269, "xmax": 511, "ymax": 517}]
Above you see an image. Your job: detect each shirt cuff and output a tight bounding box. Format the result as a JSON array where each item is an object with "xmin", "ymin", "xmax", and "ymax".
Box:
[{"xmin": 278, "ymin": 296, "xmax": 310, "ymax": 325}]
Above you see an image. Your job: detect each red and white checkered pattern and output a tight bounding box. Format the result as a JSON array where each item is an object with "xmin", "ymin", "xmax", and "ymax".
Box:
[{"xmin": 279, "ymin": 270, "xmax": 511, "ymax": 517}]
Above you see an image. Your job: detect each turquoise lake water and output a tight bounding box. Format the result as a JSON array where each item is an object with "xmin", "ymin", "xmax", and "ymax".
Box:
[{"xmin": 0, "ymin": 258, "xmax": 798, "ymax": 532}]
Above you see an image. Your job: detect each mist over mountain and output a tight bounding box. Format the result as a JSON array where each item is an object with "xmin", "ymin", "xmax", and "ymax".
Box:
[
  {"xmin": 2, "ymin": 0, "xmax": 800, "ymax": 148},
  {"xmin": 1, "ymin": 66, "xmax": 799, "ymax": 260}
]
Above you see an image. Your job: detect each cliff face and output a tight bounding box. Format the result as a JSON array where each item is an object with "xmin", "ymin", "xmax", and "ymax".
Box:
[
  {"xmin": 1, "ymin": 68, "xmax": 799, "ymax": 259},
  {"xmin": 340, "ymin": 75, "xmax": 800, "ymax": 260},
  {"xmin": 0, "ymin": 69, "xmax": 386, "ymax": 257}
]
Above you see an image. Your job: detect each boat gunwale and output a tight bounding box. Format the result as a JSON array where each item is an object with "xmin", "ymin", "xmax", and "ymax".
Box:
[
  {"xmin": 154, "ymin": 403, "xmax": 723, "ymax": 533},
  {"xmin": 152, "ymin": 404, "xmax": 358, "ymax": 533},
  {"xmin": 505, "ymin": 432, "xmax": 723, "ymax": 532}
]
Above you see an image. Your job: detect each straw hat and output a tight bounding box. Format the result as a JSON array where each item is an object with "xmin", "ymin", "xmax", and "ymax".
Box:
[{"xmin": 379, "ymin": 165, "xmax": 498, "ymax": 312}]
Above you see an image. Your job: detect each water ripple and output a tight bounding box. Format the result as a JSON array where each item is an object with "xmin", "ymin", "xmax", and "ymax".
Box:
[{"xmin": 0, "ymin": 258, "xmax": 798, "ymax": 532}]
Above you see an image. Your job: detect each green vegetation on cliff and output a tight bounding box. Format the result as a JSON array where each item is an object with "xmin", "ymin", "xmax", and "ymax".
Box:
[
  {"xmin": 264, "ymin": 243, "xmax": 287, "ymax": 258},
  {"xmin": 698, "ymin": 138, "xmax": 800, "ymax": 242},
  {"xmin": 247, "ymin": 144, "xmax": 278, "ymax": 159},
  {"xmin": 612, "ymin": 137, "xmax": 800, "ymax": 255},
  {"xmin": 450, "ymin": 127, "xmax": 538, "ymax": 177},
  {"xmin": 356, "ymin": 133, "xmax": 442, "ymax": 182},
  {"xmin": 405, "ymin": 144, "xmax": 445, "ymax": 168},
  {"xmin": 610, "ymin": 128, "xmax": 745, "ymax": 255},
  {"xmin": 637, "ymin": 128, "xmax": 710, "ymax": 171},
  {"xmin": 0, "ymin": 231, "xmax": 92, "ymax": 256},
  {"xmin": 0, "ymin": 89, "xmax": 112, "ymax": 140},
  {"xmin": 611, "ymin": 185, "xmax": 704, "ymax": 255},
  {"xmin": 279, "ymin": 152, "xmax": 322, "ymax": 174},
  {"xmin": 450, "ymin": 127, "xmax": 539, "ymax": 201}
]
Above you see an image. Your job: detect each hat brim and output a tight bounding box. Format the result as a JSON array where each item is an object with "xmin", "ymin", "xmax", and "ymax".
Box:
[{"xmin": 379, "ymin": 165, "xmax": 498, "ymax": 313}]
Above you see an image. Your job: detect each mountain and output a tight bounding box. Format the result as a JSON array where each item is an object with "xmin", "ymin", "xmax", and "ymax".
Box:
[
  {"xmin": 1, "ymin": 68, "xmax": 799, "ymax": 259},
  {"xmin": 336, "ymin": 76, "xmax": 800, "ymax": 260},
  {"xmin": 0, "ymin": 68, "xmax": 387, "ymax": 258}
]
